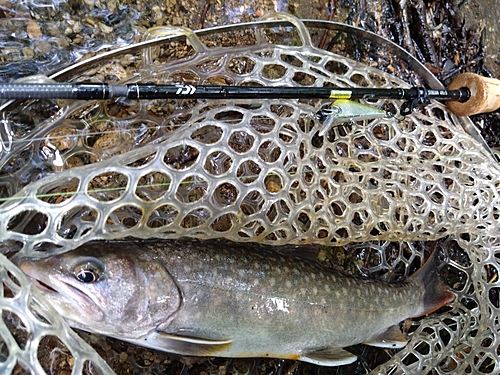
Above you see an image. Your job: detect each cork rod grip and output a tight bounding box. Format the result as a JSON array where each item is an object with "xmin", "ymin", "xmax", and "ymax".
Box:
[{"xmin": 446, "ymin": 73, "xmax": 500, "ymax": 116}]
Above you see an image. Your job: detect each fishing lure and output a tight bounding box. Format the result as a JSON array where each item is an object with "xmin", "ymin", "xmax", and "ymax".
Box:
[{"xmin": 315, "ymin": 99, "xmax": 390, "ymax": 136}]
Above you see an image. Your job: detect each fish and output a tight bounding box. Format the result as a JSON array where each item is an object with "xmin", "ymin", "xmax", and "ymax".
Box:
[{"xmin": 17, "ymin": 239, "xmax": 454, "ymax": 367}]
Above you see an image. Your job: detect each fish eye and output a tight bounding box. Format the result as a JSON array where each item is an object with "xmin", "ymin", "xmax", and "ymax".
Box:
[{"xmin": 73, "ymin": 262, "xmax": 102, "ymax": 283}]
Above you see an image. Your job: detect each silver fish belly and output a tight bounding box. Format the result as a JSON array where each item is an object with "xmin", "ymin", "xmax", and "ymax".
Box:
[{"xmin": 17, "ymin": 239, "xmax": 453, "ymax": 366}]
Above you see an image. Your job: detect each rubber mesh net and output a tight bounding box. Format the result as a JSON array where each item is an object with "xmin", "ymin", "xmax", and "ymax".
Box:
[{"xmin": 0, "ymin": 13, "xmax": 496, "ymax": 375}]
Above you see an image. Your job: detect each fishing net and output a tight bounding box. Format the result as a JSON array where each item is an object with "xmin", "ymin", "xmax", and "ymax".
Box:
[{"xmin": 0, "ymin": 12, "xmax": 496, "ymax": 374}]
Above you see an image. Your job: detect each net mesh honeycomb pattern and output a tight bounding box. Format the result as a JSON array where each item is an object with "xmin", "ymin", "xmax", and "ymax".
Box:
[{"xmin": 0, "ymin": 13, "xmax": 497, "ymax": 375}]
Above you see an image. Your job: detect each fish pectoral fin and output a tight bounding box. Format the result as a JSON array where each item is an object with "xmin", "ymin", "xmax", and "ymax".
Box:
[
  {"xmin": 363, "ymin": 325, "xmax": 407, "ymax": 349},
  {"xmin": 146, "ymin": 332, "xmax": 232, "ymax": 356},
  {"xmin": 300, "ymin": 347, "xmax": 357, "ymax": 366}
]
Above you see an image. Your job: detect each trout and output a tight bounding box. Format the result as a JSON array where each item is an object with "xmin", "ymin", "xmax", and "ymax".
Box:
[{"xmin": 18, "ymin": 240, "xmax": 454, "ymax": 366}]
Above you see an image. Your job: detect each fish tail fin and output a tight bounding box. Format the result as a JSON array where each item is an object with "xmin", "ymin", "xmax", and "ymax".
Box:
[{"xmin": 412, "ymin": 247, "xmax": 455, "ymax": 317}]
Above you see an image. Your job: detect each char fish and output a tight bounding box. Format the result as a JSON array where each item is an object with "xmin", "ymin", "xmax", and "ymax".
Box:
[{"xmin": 18, "ymin": 240, "xmax": 454, "ymax": 366}]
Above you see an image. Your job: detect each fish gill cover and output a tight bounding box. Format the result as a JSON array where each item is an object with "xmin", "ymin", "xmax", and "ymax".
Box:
[{"xmin": 0, "ymin": 12, "xmax": 494, "ymax": 375}]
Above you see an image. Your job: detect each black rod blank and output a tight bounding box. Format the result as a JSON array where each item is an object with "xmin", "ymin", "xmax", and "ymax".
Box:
[{"xmin": 0, "ymin": 82, "xmax": 470, "ymax": 102}]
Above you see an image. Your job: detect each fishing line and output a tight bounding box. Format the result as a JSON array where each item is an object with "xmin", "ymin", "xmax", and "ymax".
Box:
[{"xmin": 0, "ymin": 153, "xmax": 480, "ymax": 204}]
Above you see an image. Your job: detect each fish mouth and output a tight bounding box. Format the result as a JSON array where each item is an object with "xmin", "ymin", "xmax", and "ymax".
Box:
[{"xmin": 29, "ymin": 277, "xmax": 58, "ymax": 294}]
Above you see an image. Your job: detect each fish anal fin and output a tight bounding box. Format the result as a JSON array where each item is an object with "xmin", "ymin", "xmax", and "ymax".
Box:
[
  {"xmin": 364, "ymin": 325, "xmax": 407, "ymax": 349},
  {"xmin": 144, "ymin": 332, "xmax": 232, "ymax": 356},
  {"xmin": 301, "ymin": 347, "xmax": 357, "ymax": 366}
]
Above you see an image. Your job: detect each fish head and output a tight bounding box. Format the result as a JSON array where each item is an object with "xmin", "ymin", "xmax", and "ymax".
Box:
[{"xmin": 17, "ymin": 244, "xmax": 182, "ymax": 338}]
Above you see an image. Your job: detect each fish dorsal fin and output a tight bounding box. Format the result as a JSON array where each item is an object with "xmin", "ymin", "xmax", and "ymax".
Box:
[
  {"xmin": 364, "ymin": 325, "xmax": 407, "ymax": 348},
  {"xmin": 300, "ymin": 347, "xmax": 357, "ymax": 366},
  {"xmin": 142, "ymin": 331, "xmax": 233, "ymax": 356}
]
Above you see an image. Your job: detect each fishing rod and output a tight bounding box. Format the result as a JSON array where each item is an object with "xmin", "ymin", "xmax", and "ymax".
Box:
[
  {"xmin": 0, "ymin": 73, "xmax": 498, "ymax": 117},
  {"xmin": 0, "ymin": 82, "xmax": 466, "ymax": 116}
]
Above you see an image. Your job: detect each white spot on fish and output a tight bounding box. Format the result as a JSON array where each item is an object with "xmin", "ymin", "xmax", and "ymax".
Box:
[
  {"xmin": 269, "ymin": 278, "xmax": 276, "ymax": 287},
  {"xmin": 266, "ymin": 297, "xmax": 290, "ymax": 314},
  {"xmin": 286, "ymin": 280, "xmax": 292, "ymax": 289},
  {"xmin": 312, "ymin": 286, "xmax": 318, "ymax": 295}
]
